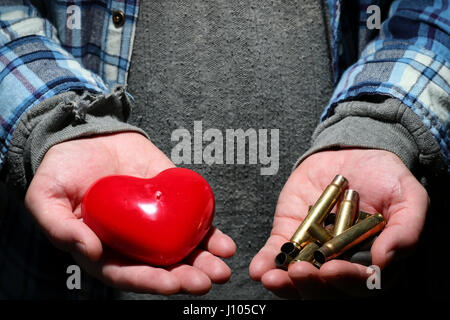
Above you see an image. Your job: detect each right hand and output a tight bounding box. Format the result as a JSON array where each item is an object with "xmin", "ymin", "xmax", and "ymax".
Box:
[{"xmin": 25, "ymin": 132, "xmax": 236, "ymax": 295}]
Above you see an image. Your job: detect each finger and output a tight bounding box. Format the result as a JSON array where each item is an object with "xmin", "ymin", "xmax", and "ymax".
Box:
[
  {"xmin": 348, "ymin": 250, "xmax": 372, "ymax": 266},
  {"xmin": 249, "ymin": 168, "xmax": 315, "ymax": 282},
  {"xmin": 249, "ymin": 234, "xmax": 286, "ymax": 281},
  {"xmin": 288, "ymin": 261, "xmax": 331, "ymax": 299},
  {"xmin": 169, "ymin": 264, "xmax": 212, "ymax": 295},
  {"xmin": 371, "ymin": 177, "xmax": 428, "ymax": 269},
  {"xmin": 319, "ymin": 259, "xmax": 374, "ymax": 297},
  {"xmin": 186, "ymin": 249, "xmax": 232, "ymax": 284},
  {"xmin": 201, "ymin": 227, "xmax": 236, "ymax": 258},
  {"xmin": 72, "ymin": 250, "xmax": 181, "ymax": 295},
  {"xmin": 261, "ymin": 269, "xmax": 299, "ymax": 299},
  {"xmin": 26, "ymin": 193, "xmax": 102, "ymax": 261}
]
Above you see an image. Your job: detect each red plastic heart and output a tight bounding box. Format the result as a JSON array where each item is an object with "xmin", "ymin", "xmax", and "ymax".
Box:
[{"xmin": 81, "ymin": 168, "xmax": 215, "ymax": 266}]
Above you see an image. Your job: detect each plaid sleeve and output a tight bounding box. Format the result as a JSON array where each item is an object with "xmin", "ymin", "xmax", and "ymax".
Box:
[
  {"xmin": 324, "ymin": 0, "xmax": 450, "ymax": 173},
  {"xmin": 0, "ymin": 3, "xmax": 109, "ymax": 170}
]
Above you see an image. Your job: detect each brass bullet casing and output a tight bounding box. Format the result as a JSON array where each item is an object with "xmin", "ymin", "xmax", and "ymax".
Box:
[
  {"xmin": 292, "ymin": 223, "xmax": 336, "ymax": 264},
  {"xmin": 279, "ymin": 205, "xmax": 333, "ymax": 260},
  {"xmin": 279, "ymin": 206, "xmax": 313, "ymax": 259},
  {"xmin": 355, "ymin": 210, "xmax": 370, "ymax": 224},
  {"xmin": 292, "ymin": 241, "xmax": 319, "ymax": 262},
  {"xmin": 292, "ymin": 224, "xmax": 332, "ymax": 263},
  {"xmin": 290, "ymin": 175, "xmax": 348, "ymax": 248},
  {"xmin": 280, "ymin": 241, "xmax": 301, "ymax": 258},
  {"xmin": 314, "ymin": 213, "xmax": 386, "ymax": 264},
  {"xmin": 333, "ymin": 190, "xmax": 359, "ymax": 236},
  {"xmin": 275, "ymin": 252, "xmax": 292, "ymax": 269},
  {"xmin": 308, "ymin": 223, "xmax": 333, "ymax": 244}
]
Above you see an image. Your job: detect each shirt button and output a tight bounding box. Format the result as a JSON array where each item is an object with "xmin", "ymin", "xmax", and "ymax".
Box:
[{"xmin": 112, "ymin": 10, "xmax": 125, "ymax": 27}]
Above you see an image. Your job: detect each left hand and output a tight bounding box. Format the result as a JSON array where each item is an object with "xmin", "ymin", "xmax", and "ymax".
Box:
[{"xmin": 249, "ymin": 149, "xmax": 428, "ymax": 298}]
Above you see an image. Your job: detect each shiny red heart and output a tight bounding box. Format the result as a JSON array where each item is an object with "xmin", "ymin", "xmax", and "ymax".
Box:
[{"xmin": 81, "ymin": 168, "xmax": 215, "ymax": 266}]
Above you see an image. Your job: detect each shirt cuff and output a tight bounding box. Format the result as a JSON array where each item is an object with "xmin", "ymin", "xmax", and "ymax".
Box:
[
  {"xmin": 4, "ymin": 86, "xmax": 149, "ymax": 191},
  {"xmin": 0, "ymin": 35, "xmax": 111, "ymax": 169},
  {"xmin": 295, "ymin": 97, "xmax": 447, "ymax": 175}
]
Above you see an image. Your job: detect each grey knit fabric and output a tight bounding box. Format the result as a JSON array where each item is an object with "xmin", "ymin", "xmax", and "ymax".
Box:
[
  {"xmin": 296, "ymin": 98, "xmax": 446, "ymax": 174},
  {"xmin": 5, "ymin": 86, "xmax": 148, "ymax": 190},
  {"xmin": 122, "ymin": 0, "xmax": 333, "ymax": 299}
]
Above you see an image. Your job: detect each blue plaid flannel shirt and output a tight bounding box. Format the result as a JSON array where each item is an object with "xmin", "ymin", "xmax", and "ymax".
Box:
[
  {"xmin": 326, "ymin": 0, "xmax": 450, "ymax": 172},
  {"xmin": 0, "ymin": 0, "xmax": 448, "ymax": 175},
  {"xmin": 0, "ymin": 0, "xmax": 138, "ymax": 170}
]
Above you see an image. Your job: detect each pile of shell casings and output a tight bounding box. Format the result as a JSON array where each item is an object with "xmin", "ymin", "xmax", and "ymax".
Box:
[{"xmin": 275, "ymin": 174, "xmax": 386, "ymax": 270}]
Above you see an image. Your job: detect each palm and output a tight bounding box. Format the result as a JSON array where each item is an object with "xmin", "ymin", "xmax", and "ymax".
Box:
[
  {"xmin": 25, "ymin": 132, "xmax": 236, "ymax": 295},
  {"xmin": 250, "ymin": 149, "xmax": 428, "ymax": 298}
]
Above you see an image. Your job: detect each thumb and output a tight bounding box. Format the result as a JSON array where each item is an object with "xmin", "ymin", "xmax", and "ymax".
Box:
[{"xmin": 371, "ymin": 175, "xmax": 428, "ymax": 269}]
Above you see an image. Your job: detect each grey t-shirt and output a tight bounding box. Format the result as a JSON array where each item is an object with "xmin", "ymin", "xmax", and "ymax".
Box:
[{"xmin": 123, "ymin": 0, "xmax": 333, "ymax": 299}]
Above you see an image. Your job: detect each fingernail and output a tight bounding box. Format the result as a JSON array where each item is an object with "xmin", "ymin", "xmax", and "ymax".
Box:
[
  {"xmin": 75, "ymin": 241, "xmax": 86, "ymax": 255},
  {"xmin": 386, "ymin": 250, "xmax": 396, "ymax": 264}
]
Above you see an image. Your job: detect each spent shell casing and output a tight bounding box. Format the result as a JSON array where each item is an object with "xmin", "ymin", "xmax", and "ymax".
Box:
[
  {"xmin": 292, "ymin": 224, "xmax": 332, "ymax": 264},
  {"xmin": 275, "ymin": 252, "xmax": 292, "ymax": 269},
  {"xmin": 314, "ymin": 213, "xmax": 386, "ymax": 264},
  {"xmin": 290, "ymin": 175, "xmax": 348, "ymax": 248},
  {"xmin": 292, "ymin": 241, "xmax": 319, "ymax": 262},
  {"xmin": 278, "ymin": 206, "xmax": 313, "ymax": 259},
  {"xmin": 280, "ymin": 241, "xmax": 301, "ymax": 258},
  {"xmin": 308, "ymin": 223, "xmax": 333, "ymax": 244},
  {"xmin": 355, "ymin": 210, "xmax": 370, "ymax": 224},
  {"xmin": 333, "ymin": 189, "xmax": 359, "ymax": 236}
]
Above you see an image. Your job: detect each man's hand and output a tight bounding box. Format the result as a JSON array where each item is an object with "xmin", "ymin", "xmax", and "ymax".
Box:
[
  {"xmin": 249, "ymin": 149, "xmax": 428, "ymax": 298},
  {"xmin": 25, "ymin": 132, "xmax": 236, "ymax": 295}
]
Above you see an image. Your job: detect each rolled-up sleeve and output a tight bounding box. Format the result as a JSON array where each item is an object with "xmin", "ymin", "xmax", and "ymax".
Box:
[
  {"xmin": 320, "ymin": 0, "xmax": 450, "ymax": 173},
  {"xmin": 0, "ymin": 4, "xmax": 109, "ymax": 169}
]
